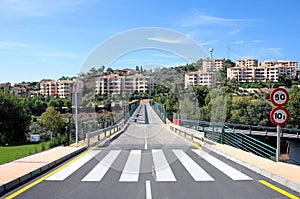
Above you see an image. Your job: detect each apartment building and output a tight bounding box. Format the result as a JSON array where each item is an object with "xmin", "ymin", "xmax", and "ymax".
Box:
[
  {"xmin": 185, "ymin": 71, "xmax": 216, "ymax": 87},
  {"xmin": 40, "ymin": 79, "xmax": 57, "ymax": 97},
  {"xmin": 203, "ymin": 58, "xmax": 225, "ymax": 72},
  {"xmin": 236, "ymin": 58, "xmax": 258, "ymax": 68},
  {"xmin": 40, "ymin": 79, "xmax": 83, "ymax": 98},
  {"xmin": 95, "ymin": 74, "xmax": 154, "ymax": 94},
  {"xmin": 57, "ymin": 79, "xmax": 74, "ymax": 98},
  {"xmin": 0, "ymin": 82, "xmax": 11, "ymax": 89},
  {"xmin": 227, "ymin": 58, "xmax": 298, "ymax": 82}
]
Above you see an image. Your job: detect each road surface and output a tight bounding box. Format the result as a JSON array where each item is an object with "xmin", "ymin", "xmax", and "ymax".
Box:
[{"xmin": 4, "ymin": 104, "xmax": 300, "ymax": 199}]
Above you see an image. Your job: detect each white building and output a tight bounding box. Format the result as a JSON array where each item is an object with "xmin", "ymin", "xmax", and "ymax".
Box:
[
  {"xmin": 40, "ymin": 79, "xmax": 83, "ymax": 98},
  {"xmin": 227, "ymin": 59, "xmax": 298, "ymax": 82},
  {"xmin": 95, "ymin": 74, "xmax": 154, "ymax": 94},
  {"xmin": 185, "ymin": 71, "xmax": 216, "ymax": 87},
  {"xmin": 203, "ymin": 58, "xmax": 225, "ymax": 72}
]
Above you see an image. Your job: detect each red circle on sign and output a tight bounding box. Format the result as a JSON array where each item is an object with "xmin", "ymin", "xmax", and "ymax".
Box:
[
  {"xmin": 270, "ymin": 107, "xmax": 289, "ymax": 126},
  {"xmin": 270, "ymin": 88, "xmax": 289, "ymax": 107}
]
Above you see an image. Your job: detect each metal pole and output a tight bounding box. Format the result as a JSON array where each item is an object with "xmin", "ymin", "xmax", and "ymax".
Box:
[
  {"xmin": 75, "ymin": 83, "xmax": 78, "ymax": 148},
  {"xmin": 276, "ymin": 125, "xmax": 281, "ymax": 162}
]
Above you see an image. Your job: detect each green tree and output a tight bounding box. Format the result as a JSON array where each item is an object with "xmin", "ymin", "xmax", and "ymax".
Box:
[
  {"xmin": 0, "ymin": 91, "xmax": 31, "ymax": 143},
  {"xmin": 40, "ymin": 107, "xmax": 65, "ymax": 139},
  {"xmin": 193, "ymin": 85, "xmax": 209, "ymax": 107},
  {"xmin": 246, "ymin": 100, "xmax": 272, "ymax": 126},
  {"xmin": 286, "ymin": 85, "xmax": 300, "ymax": 128},
  {"xmin": 229, "ymin": 96, "xmax": 251, "ymax": 124}
]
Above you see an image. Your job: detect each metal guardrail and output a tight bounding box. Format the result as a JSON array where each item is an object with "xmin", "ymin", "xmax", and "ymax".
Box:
[
  {"xmin": 169, "ymin": 123, "xmax": 204, "ymax": 143},
  {"xmin": 181, "ymin": 119, "xmax": 300, "ymax": 139},
  {"xmin": 149, "ymin": 101, "xmax": 166, "ymax": 123},
  {"xmin": 85, "ymin": 100, "xmax": 141, "ymax": 147},
  {"xmin": 86, "ymin": 120, "xmax": 125, "ymax": 147},
  {"xmin": 180, "ymin": 120, "xmax": 277, "ymax": 160}
]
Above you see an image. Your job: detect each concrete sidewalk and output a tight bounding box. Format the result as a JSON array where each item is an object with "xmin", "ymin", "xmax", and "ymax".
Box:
[
  {"xmin": 0, "ymin": 146, "xmax": 86, "ymax": 195},
  {"xmin": 207, "ymin": 142, "xmax": 300, "ymax": 193}
]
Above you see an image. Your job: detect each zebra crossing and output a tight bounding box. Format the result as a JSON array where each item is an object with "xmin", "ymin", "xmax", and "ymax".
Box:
[{"xmin": 46, "ymin": 149, "xmax": 252, "ymax": 183}]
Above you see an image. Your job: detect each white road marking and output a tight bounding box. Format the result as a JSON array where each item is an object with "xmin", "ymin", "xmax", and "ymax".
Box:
[
  {"xmin": 46, "ymin": 150, "xmax": 100, "ymax": 181},
  {"xmin": 172, "ymin": 149, "xmax": 214, "ymax": 181},
  {"xmin": 119, "ymin": 150, "xmax": 141, "ymax": 182},
  {"xmin": 81, "ymin": 150, "xmax": 121, "ymax": 182},
  {"xmin": 152, "ymin": 149, "xmax": 176, "ymax": 182},
  {"xmin": 192, "ymin": 149, "xmax": 252, "ymax": 181},
  {"xmin": 146, "ymin": 180, "xmax": 152, "ymax": 199},
  {"xmin": 145, "ymin": 137, "xmax": 148, "ymax": 150}
]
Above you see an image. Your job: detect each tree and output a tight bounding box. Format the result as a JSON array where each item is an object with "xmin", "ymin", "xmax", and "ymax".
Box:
[
  {"xmin": 106, "ymin": 67, "xmax": 114, "ymax": 74},
  {"xmin": 286, "ymin": 85, "xmax": 300, "ymax": 128},
  {"xmin": 246, "ymin": 100, "xmax": 272, "ymax": 126},
  {"xmin": 0, "ymin": 91, "xmax": 31, "ymax": 143},
  {"xmin": 193, "ymin": 85, "xmax": 209, "ymax": 107},
  {"xmin": 40, "ymin": 107, "xmax": 65, "ymax": 139}
]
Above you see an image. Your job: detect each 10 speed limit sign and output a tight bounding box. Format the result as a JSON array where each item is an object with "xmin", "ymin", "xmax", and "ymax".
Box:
[
  {"xmin": 270, "ymin": 88, "xmax": 289, "ymax": 126},
  {"xmin": 270, "ymin": 107, "xmax": 289, "ymax": 126}
]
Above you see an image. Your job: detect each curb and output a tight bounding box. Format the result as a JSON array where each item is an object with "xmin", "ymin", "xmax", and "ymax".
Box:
[
  {"xmin": 210, "ymin": 146, "xmax": 300, "ymax": 194},
  {"xmin": 0, "ymin": 146, "xmax": 86, "ymax": 196}
]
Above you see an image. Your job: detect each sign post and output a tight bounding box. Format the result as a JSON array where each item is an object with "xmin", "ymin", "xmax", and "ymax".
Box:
[{"xmin": 270, "ymin": 88, "xmax": 289, "ymax": 162}]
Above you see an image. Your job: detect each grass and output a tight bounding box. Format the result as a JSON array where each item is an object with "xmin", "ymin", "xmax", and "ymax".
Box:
[{"xmin": 0, "ymin": 142, "xmax": 50, "ymax": 165}]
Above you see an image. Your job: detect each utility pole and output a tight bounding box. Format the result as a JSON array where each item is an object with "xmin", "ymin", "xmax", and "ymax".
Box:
[{"xmin": 209, "ymin": 48, "xmax": 214, "ymax": 59}]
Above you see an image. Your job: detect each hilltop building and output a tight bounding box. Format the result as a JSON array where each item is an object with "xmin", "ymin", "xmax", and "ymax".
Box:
[
  {"xmin": 227, "ymin": 58, "xmax": 298, "ymax": 82},
  {"xmin": 95, "ymin": 74, "xmax": 154, "ymax": 94}
]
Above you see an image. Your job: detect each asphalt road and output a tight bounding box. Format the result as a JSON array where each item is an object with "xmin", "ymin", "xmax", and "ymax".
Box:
[{"xmin": 4, "ymin": 104, "xmax": 300, "ymax": 199}]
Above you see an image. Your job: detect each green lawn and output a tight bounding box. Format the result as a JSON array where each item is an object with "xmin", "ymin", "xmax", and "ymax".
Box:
[{"xmin": 0, "ymin": 142, "xmax": 50, "ymax": 165}]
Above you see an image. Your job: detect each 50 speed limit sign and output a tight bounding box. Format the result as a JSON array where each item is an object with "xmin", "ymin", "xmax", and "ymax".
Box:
[
  {"xmin": 270, "ymin": 88, "xmax": 289, "ymax": 106},
  {"xmin": 270, "ymin": 107, "xmax": 289, "ymax": 126}
]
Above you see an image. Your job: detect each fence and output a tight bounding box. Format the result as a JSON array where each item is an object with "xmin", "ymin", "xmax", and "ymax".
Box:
[
  {"xmin": 149, "ymin": 101, "xmax": 166, "ymax": 123},
  {"xmin": 180, "ymin": 119, "xmax": 277, "ymax": 160},
  {"xmin": 84, "ymin": 100, "xmax": 140, "ymax": 147}
]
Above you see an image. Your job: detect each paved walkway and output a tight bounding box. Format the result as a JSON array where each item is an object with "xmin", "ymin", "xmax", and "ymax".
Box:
[{"xmin": 0, "ymin": 146, "xmax": 85, "ymax": 194}]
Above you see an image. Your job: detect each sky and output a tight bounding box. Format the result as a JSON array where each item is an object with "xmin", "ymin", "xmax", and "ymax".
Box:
[{"xmin": 1, "ymin": 0, "xmax": 300, "ymax": 83}]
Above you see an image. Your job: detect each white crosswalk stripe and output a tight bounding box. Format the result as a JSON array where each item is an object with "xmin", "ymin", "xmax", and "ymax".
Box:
[
  {"xmin": 119, "ymin": 150, "xmax": 141, "ymax": 182},
  {"xmin": 152, "ymin": 149, "xmax": 176, "ymax": 182},
  {"xmin": 82, "ymin": 150, "xmax": 121, "ymax": 182},
  {"xmin": 192, "ymin": 149, "xmax": 252, "ymax": 181},
  {"xmin": 172, "ymin": 149, "xmax": 215, "ymax": 182},
  {"xmin": 47, "ymin": 149, "xmax": 253, "ymax": 183},
  {"xmin": 46, "ymin": 150, "xmax": 101, "ymax": 181}
]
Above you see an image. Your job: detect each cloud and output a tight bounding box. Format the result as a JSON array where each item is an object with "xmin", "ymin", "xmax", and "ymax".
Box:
[
  {"xmin": 233, "ymin": 40, "xmax": 245, "ymax": 45},
  {"xmin": 0, "ymin": 41, "xmax": 30, "ymax": 49},
  {"xmin": 227, "ymin": 29, "xmax": 241, "ymax": 36},
  {"xmin": 181, "ymin": 11, "xmax": 251, "ymax": 28},
  {"xmin": 252, "ymin": 40, "xmax": 262, "ymax": 43},
  {"xmin": 148, "ymin": 37, "xmax": 189, "ymax": 44}
]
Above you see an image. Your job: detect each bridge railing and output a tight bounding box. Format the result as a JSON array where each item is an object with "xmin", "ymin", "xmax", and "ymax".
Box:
[
  {"xmin": 180, "ymin": 119, "xmax": 300, "ymax": 139},
  {"xmin": 85, "ymin": 120, "xmax": 125, "ymax": 147},
  {"xmin": 180, "ymin": 119, "xmax": 277, "ymax": 160},
  {"xmin": 149, "ymin": 101, "xmax": 166, "ymax": 123},
  {"xmin": 84, "ymin": 100, "xmax": 140, "ymax": 147}
]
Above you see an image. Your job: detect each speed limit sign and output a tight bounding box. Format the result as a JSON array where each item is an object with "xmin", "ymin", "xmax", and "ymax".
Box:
[
  {"xmin": 270, "ymin": 107, "xmax": 289, "ymax": 126},
  {"xmin": 270, "ymin": 88, "xmax": 289, "ymax": 106}
]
